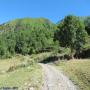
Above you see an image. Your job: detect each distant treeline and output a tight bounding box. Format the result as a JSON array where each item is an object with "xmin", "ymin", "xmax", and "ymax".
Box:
[{"xmin": 0, "ymin": 15, "xmax": 90, "ymax": 59}]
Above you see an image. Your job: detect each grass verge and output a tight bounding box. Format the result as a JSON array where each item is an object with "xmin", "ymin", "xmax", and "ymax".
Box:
[{"xmin": 53, "ymin": 59, "xmax": 90, "ymax": 90}]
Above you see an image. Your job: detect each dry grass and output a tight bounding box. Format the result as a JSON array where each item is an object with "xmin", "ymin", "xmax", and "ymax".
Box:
[
  {"xmin": 0, "ymin": 55, "xmax": 42, "ymax": 90},
  {"xmin": 54, "ymin": 59, "xmax": 90, "ymax": 90}
]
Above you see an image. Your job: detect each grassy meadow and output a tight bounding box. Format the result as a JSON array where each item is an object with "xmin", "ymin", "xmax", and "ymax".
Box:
[{"xmin": 0, "ymin": 55, "xmax": 42, "ymax": 90}]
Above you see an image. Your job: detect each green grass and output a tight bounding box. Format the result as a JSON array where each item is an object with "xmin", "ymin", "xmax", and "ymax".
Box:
[
  {"xmin": 0, "ymin": 55, "xmax": 42, "ymax": 90},
  {"xmin": 54, "ymin": 59, "xmax": 90, "ymax": 90}
]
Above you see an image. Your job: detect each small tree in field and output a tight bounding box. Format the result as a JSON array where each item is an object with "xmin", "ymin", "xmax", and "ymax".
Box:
[{"xmin": 55, "ymin": 15, "xmax": 88, "ymax": 58}]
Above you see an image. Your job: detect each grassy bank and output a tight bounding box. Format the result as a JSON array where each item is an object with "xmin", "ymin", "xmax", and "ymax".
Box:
[
  {"xmin": 0, "ymin": 55, "xmax": 42, "ymax": 90},
  {"xmin": 53, "ymin": 59, "xmax": 90, "ymax": 90}
]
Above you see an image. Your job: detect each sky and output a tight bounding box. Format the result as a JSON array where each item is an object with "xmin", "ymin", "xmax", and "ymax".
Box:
[{"xmin": 0, "ymin": 0, "xmax": 90, "ymax": 24}]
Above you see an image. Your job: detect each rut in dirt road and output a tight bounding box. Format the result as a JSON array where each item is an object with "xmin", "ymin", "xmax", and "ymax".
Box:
[{"xmin": 40, "ymin": 64, "xmax": 77, "ymax": 90}]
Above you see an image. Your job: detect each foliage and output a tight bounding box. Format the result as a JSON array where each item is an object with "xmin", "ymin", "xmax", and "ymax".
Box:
[
  {"xmin": 0, "ymin": 18, "xmax": 56, "ymax": 58},
  {"xmin": 0, "ymin": 18, "xmax": 55, "ymax": 31},
  {"xmin": 84, "ymin": 16, "xmax": 90, "ymax": 35},
  {"xmin": 0, "ymin": 16, "xmax": 89, "ymax": 59},
  {"xmin": 54, "ymin": 15, "xmax": 88, "ymax": 57}
]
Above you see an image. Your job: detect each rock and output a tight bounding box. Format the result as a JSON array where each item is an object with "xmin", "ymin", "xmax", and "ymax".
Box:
[{"xmin": 29, "ymin": 87, "xmax": 34, "ymax": 90}]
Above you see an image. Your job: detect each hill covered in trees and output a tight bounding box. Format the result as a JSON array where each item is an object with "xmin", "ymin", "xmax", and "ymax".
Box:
[
  {"xmin": 0, "ymin": 15, "xmax": 90, "ymax": 59},
  {"xmin": 0, "ymin": 18, "xmax": 57, "ymax": 58}
]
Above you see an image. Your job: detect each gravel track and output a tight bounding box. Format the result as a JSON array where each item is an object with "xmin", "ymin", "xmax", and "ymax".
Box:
[{"xmin": 40, "ymin": 64, "xmax": 77, "ymax": 90}]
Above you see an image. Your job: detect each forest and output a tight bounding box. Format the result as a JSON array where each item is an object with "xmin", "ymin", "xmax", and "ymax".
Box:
[{"xmin": 0, "ymin": 15, "xmax": 90, "ymax": 59}]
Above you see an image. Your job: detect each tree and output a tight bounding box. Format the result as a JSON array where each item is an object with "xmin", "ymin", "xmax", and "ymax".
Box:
[
  {"xmin": 0, "ymin": 33, "xmax": 8, "ymax": 58},
  {"xmin": 54, "ymin": 15, "xmax": 88, "ymax": 58},
  {"xmin": 5, "ymin": 31, "xmax": 16, "ymax": 55},
  {"xmin": 84, "ymin": 16, "xmax": 90, "ymax": 35},
  {"xmin": 15, "ymin": 30, "xmax": 29, "ymax": 55}
]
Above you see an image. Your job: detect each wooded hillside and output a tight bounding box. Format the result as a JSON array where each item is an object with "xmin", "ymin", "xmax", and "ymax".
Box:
[{"xmin": 0, "ymin": 15, "xmax": 90, "ymax": 59}]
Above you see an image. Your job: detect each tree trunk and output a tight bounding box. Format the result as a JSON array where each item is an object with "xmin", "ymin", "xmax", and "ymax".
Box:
[
  {"xmin": 71, "ymin": 54, "xmax": 74, "ymax": 60},
  {"xmin": 71, "ymin": 49, "xmax": 75, "ymax": 60}
]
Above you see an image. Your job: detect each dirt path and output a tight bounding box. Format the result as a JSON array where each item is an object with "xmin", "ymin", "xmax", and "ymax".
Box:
[{"xmin": 40, "ymin": 64, "xmax": 77, "ymax": 90}]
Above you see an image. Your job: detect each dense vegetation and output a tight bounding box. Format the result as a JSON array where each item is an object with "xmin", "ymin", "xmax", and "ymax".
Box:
[
  {"xmin": 54, "ymin": 15, "xmax": 89, "ymax": 58},
  {"xmin": 0, "ymin": 15, "xmax": 90, "ymax": 59},
  {"xmin": 0, "ymin": 18, "xmax": 56, "ymax": 58}
]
